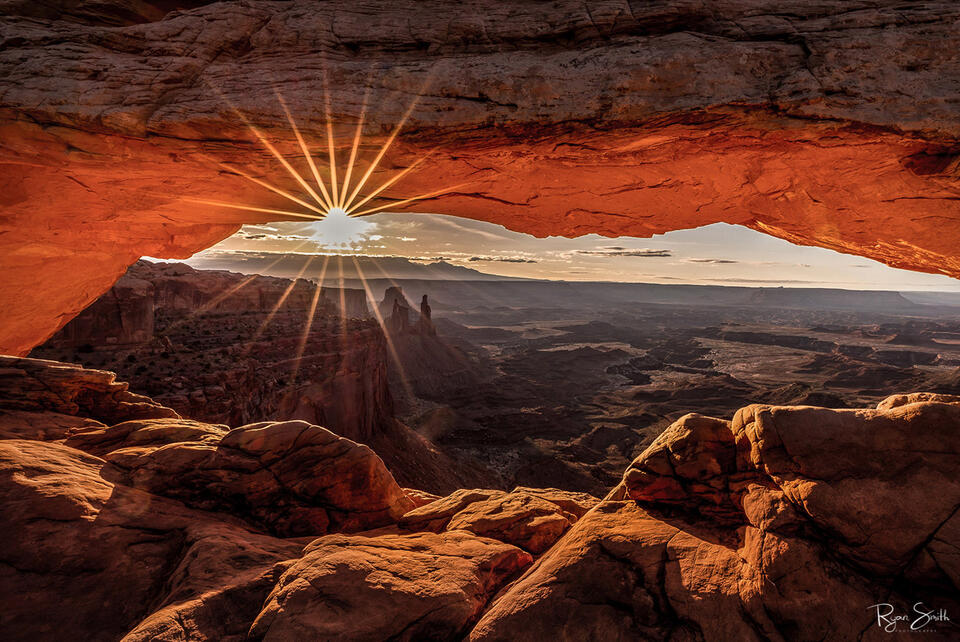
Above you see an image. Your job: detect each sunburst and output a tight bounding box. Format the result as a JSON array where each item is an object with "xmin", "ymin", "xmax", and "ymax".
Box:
[
  {"xmin": 186, "ymin": 89, "xmax": 465, "ymax": 241},
  {"xmin": 176, "ymin": 86, "xmax": 466, "ymax": 387}
]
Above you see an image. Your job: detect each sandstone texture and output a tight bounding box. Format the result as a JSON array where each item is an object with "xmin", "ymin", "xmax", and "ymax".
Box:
[
  {"xmin": 471, "ymin": 397, "xmax": 960, "ymax": 640},
  {"xmin": 87, "ymin": 418, "xmax": 414, "ymax": 536},
  {"xmin": 0, "ymin": 438, "xmax": 303, "ymax": 641},
  {"xmin": 0, "ymin": 355, "xmax": 178, "ymax": 425},
  {"xmin": 399, "ymin": 487, "xmax": 603, "ymax": 554},
  {"xmin": 4, "ymin": 1, "xmax": 960, "ymax": 353},
  {"xmin": 250, "ymin": 531, "xmax": 532, "ymax": 641},
  {"xmin": 2, "ymin": 356, "xmax": 959, "ymax": 640}
]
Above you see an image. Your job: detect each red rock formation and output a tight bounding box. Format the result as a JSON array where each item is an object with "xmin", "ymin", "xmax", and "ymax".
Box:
[
  {"xmin": 75, "ymin": 418, "xmax": 414, "ymax": 536},
  {"xmin": 0, "ymin": 438, "xmax": 303, "ymax": 641},
  {"xmin": 250, "ymin": 531, "xmax": 532, "ymax": 640},
  {"xmin": 4, "ymin": 1, "xmax": 960, "ymax": 354},
  {"xmin": 1, "ymin": 356, "xmax": 959, "ymax": 639},
  {"xmin": 471, "ymin": 397, "xmax": 960, "ymax": 639},
  {"xmin": 399, "ymin": 487, "xmax": 600, "ymax": 554},
  {"xmin": 320, "ymin": 287, "xmax": 371, "ymax": 319},
  {"xmin": 0, "ymin": 355, "xmax": 178, "ymax": 425}
]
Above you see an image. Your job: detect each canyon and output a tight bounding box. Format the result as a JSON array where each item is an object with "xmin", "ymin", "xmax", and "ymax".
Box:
[
  {"xmin": 4, "ymin": 1, "xmax": 960, "ymax": 639},
  {"xmin": 30, "ymin": 260, "xmax": 487, "ymax": 493},
  {"xmin": 33, "ymin": 262, "xmax": 960, "ymax": 501}
]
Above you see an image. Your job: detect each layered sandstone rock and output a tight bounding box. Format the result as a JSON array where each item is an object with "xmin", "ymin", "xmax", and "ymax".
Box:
[
  {"xmin": 5, "ymin": 1, "xmax": 960, "ymax": 354},
  {"xmin": 0, "ymin": 355, "xmax": 178, "ymax": 425},
  {"xmin": 1, "ymin": 356, "xmax": 413, "ymax": 537},
  {"xmin": 472, "ymin": 397, "xmax": 960, "ymax": 639},
  {"xmin": 399, "ymin": 488, "xmax": 507, "ymax": 533},
  {"xmin": 84, "ymin": 418, "xmax": 414, "ymax": 536},
  {"xmin": 446, "ymin": 491, "xmax": 577, "ymax": 554},
  {"xmin": 399, "ymin": 486, "xmax": 599, "ymax": 554}
]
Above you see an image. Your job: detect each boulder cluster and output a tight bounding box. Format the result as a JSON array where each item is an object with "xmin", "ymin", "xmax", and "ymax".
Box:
[{"xmin": 1, "ymin": 356, "xmax": 958, "ymax": 640}]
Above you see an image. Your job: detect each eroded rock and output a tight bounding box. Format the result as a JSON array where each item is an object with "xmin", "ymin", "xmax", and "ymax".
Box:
[
  {"xmin": 249, "ymin": 531, "xmax": 532, "ymax": 641},
  {"xmin": 96, "ymin": 418, "xmax": 415, "ymax": 537},
  {"xmin": 5, "ymin": 2, "xmax": 960, "ymax": 354},
  {"xmin": 446, "ymin": 491, "xmax": 577, "ymax": 554},
  {"xmin": 0, "ymin": 438, "xmax": 301, "ymax": 641},
  {"xmin": 0, "ymin": 355, "xmax": 179, "ymax": 423},
  {"xmin": 472, "ymin": 397, "xmax": 960, "ymax": 639},
  {"xmin": 398, "ymin": 488, "xmax": 507, "ymax": 532}
]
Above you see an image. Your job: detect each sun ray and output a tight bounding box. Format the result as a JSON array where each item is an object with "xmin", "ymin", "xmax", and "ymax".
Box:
[
  {"xmin": 184, "ymin": 198, "xmax": 325, "ymax": 221},
  {"xmin": 163, "ymin": 240, "xmax": 314, "ymax": 333},
  {"xmin": 349, "ymin": 183, "xmax": 468, "ymax": 218},
  {"xmin": 243, "ymin": 123, "xmax": 330, "ymax": 212},
  {"xmin": 290, "ymin": 255, "xmax": 332, "ymax": 383},
  {"xmin": 275, "ymin": 91, "xmax": 335, "ymax": 211},
  {"xmin": 341, "ymin": 96, "xmax": 421, "ymax": 212},
  {"xmin": 350, "ymin": 255, "xmax": 417, "ymax": 401},
  {"xmin": 338, "ymin": 87, "xmax": 371, "ymax": 210},
  {"xmin": 242, "ymin": 255, "xmax": 316, "ymax": 355},
  {"xmin": 202, "ymin": 156, "xmax": 328, "ymax": 217},
  {"xmin": 321, "ymin": 68, "xmax": 341, "ymax": 209},
  {"xmin": 345, "ymin": 156, "xmax": 429, "ymax": 215},
  {"xmin": 204, "ymin": 82, "xmax": 330, "ymax": 212}
]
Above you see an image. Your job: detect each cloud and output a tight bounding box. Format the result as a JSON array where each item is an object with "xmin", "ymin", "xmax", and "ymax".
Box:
[
  {"xmin": 686, "ymin": 258, "xmax": 739, "ymax": 264},
  {"xmin": 468, "ymin": 255, "xmax": 539, "ymax": 264},
  {"xmin": 573, "ymin": 247, "xmax": 672, "ymax": 258},
  {"xmin": 237, "ymin": 230, "xmax": 311, "ymax": 241}
]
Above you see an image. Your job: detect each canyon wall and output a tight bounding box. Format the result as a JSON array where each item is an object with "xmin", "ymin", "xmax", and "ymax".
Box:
[
  {"xmin": 31, "ymin": 260, "xmax": 480, "ymax": 491},
  {"xmin": 3, "ymin": 1, "xmax": 960, "ymax": 354},
  {"xmin": 34, "ymin": 261, "xmax": 392, "ymax": 441}
]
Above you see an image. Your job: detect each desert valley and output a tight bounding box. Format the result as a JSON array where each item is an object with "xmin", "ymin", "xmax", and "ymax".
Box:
[{"xmin": 31, "ymin": 260, "xmax": 960, "ymax": 500}]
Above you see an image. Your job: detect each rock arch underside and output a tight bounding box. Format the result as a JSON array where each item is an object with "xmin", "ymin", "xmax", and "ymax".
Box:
[
  {"xmin": 5, "ymin": 3, "xmax": 960, "ymax": 641},
  {"xmin": 3, "ymin": 1, "xmax": 960, "ymax": 355}
]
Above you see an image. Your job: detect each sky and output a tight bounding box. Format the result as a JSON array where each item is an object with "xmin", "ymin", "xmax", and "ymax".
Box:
[{"xmin": 179, "ymin": 212, "xmax": 960, "ymax": 292}]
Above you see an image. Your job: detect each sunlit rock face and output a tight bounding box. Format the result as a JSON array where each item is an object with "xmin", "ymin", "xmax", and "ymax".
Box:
[{"xmin": 3, "ymin": 0, "xmax": 960, "ymax": 354}]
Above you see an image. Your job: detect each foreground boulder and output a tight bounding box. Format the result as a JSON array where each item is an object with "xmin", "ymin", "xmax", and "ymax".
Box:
[
  {"xmin": 0, "ymin": 438, "xmax": 302, "ymax": 641},
  {"xmin": 625, "ymin": 398, "xmax": 960, "ymax": 585},
  {"xmin": 73, "ymin": 418, "xmax": 413, "ymax": 537},
  {"xmin": 399, "ymin": 487, "xmax": 599, "ymax": 554},
  {"xmin": 2, "ymin": 356, "xmax": 959, "ymax": 639},
  {"xmin": 471, "ymin": 396, "xmax": 960, "ymax": 640},
  {"xmin": 446, "ymin": 491, "xmax": 578, "ymax": 554},
  {"xmin": 2, "ymin": 357, "xmax": 414, "ymax": 537},
  {"xmin": 250, "ymin": 531, "xmax": 532, "ymax": 640},
  {"xmin": 0, "ymin": 356, "xmax": 177, "ymax": 441},
  {"xmin": 0, "ymin": 432, "xmax": 528, "ymax": 641}
]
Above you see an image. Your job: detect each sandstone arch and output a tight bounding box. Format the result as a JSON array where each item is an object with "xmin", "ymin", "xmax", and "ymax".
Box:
[{"xmin": 3, "ymin": 0, "xmax": 960, "ymax": 354}]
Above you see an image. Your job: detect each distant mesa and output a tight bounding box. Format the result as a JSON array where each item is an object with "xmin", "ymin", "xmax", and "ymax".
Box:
[{"xmin": 320, "ymin": 287, "xmax": 370, "ymax": 319}]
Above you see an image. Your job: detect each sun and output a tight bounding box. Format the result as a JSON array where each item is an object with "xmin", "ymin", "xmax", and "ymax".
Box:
[{"xmin": 310, "ymin": 207, "xmax": 373, "ymax": 246}]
